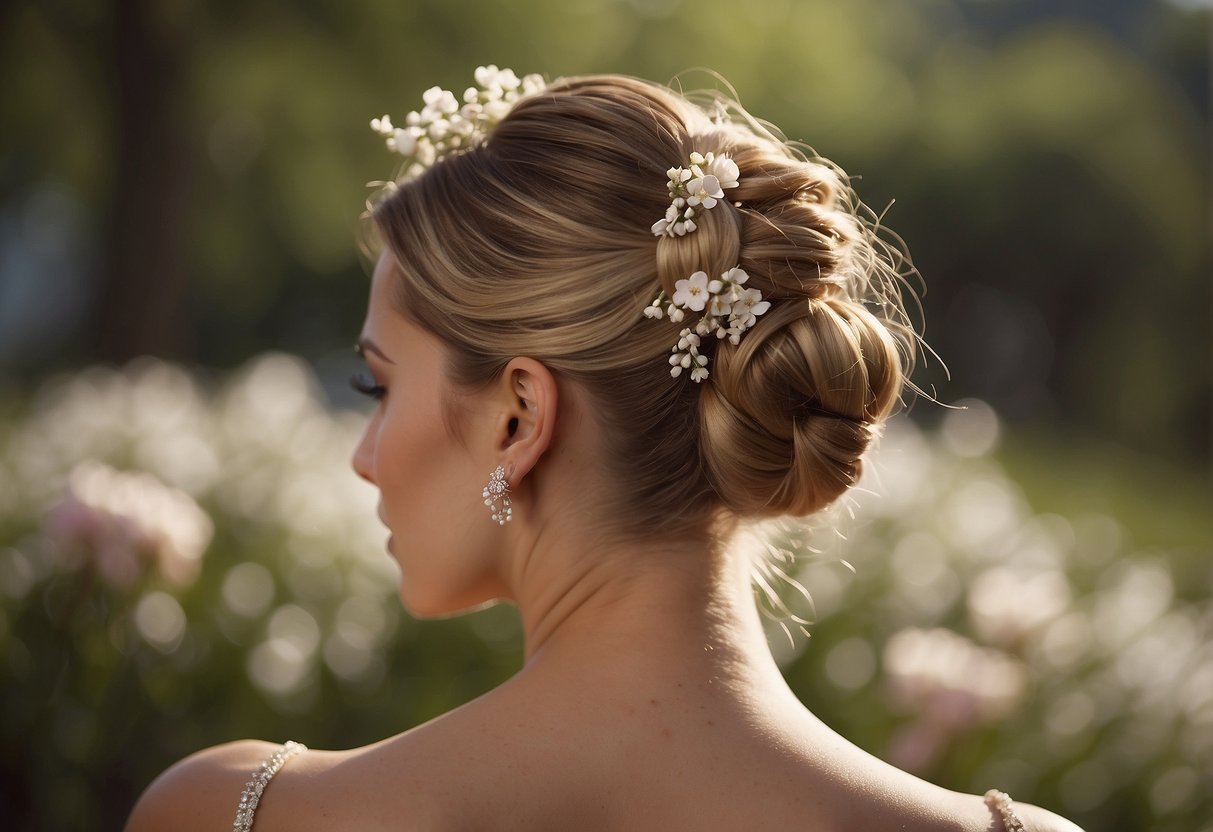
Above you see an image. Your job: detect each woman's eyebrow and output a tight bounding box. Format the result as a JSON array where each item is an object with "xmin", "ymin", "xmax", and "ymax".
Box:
[{"xmin": 355, "ymin": 337, "xmax": 395, "ymax": 365}]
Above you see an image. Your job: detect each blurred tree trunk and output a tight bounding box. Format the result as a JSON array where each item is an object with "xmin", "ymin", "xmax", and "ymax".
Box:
[{"xmin": 94, "ymin": 0, "xmax": 195, "ymax": 362}]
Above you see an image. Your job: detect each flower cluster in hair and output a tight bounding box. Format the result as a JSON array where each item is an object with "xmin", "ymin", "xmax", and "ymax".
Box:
[
  {"xmin": 644, "ymin": 267, "xmax": 770, "ymax": 382},
  {"xmin": 371, "ymin": 65, "xmax": 546, "ymax": 181},
  {"xmin": 651, "ymin": 151, "xmax": 740, "ymax": 237}
]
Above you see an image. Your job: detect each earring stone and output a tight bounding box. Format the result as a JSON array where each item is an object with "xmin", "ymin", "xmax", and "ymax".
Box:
[{"xmin": 482, "ymin": 465, "xmax": 513, "ymax": 525}]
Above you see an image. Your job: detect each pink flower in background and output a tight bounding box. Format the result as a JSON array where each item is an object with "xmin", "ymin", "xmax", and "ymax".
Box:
[
  {"xmin": 45, "ymin": 461, "xmax": 214, "ymax": 589},
  {"xmin": 882, "ymin": 627, "xmax": 1028, "ymax": 771}
]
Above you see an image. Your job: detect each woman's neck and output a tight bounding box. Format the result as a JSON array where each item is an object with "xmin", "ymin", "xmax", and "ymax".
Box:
[{"xmin": 507, "ymin": 530, "xmax": 791, "ymax": 702}]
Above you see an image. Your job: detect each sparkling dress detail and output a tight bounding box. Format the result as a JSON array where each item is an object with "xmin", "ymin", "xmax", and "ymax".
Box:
[
  {"xmin": 231, "ymin": 741, "xmax": 306, "ymax": 832},
  {"xmin": 984, "ymin": 789, "xmax": 1026, "ymax": 831},
  {"xmin": 227, "ymin": 741, "xmax": 1024, "ymax": 830}
]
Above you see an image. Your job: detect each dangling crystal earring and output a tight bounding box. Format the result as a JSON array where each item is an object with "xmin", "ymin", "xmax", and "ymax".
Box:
[{"xmin": 482, "ymin": 465, "xmax": 513, "ymax": 525}]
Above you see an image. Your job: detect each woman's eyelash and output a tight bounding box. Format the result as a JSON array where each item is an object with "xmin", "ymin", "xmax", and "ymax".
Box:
[{"xmin": 349, "ymin": 372, "xmax": 386, "ymax": 400}]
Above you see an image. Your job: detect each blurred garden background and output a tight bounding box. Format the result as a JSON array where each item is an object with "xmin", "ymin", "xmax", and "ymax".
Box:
[{"xmin": 1, "ymin": 0, "xmax": 1210, "ymax": 830}]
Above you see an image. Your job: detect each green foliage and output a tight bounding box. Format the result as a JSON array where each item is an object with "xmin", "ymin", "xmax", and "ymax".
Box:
[{"xmin": 1, "ymin": 0, "xmax": 1208, "ymax": 463}]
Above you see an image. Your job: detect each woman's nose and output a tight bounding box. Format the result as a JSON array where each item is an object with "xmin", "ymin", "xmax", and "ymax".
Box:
[{"xmin": 351, "ymin": 424, "xmax": 377, "ymax": 485}]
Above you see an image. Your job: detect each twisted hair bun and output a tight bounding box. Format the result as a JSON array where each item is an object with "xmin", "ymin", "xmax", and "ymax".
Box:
[
  {"xmin": 701, "ymin": 293, "xmax": 902, "ymax": 517},
  {"xmin": 653, "ymin": 127, "xmax": 912, "ymax": 518}
]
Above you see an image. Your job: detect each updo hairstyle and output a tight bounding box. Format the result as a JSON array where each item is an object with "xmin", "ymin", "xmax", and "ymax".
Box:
[{"xmin": 370, "ymin": 74, "xmax": 916, "ymax": 537}]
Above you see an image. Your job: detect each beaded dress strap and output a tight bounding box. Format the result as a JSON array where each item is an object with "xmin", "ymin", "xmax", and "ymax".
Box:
[
  {"xmin": 232, "ymin": 740, "xmax": 307, "ymax": 832},
  {"xmin": 984, "ymin": 789, "xmax": 1026, "ymax": 832}
]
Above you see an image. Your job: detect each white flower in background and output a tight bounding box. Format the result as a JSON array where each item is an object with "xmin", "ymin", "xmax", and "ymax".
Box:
[
  {"xmin": 45, "ymin": 461, "xmax": 214, "ymax": 589},
  {"xmin": 968, "ymin": 567, "xmax": 1072, "ymax": 646}
]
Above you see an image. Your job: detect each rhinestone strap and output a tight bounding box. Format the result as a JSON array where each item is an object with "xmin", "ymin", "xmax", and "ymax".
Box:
[
  {"xmin": 232, "ymin": 740, "xmax": 307, "ymax": 832},
  {"xmin": 984, "ymin": 789, "xmax": 1026, "ymax": 832}
]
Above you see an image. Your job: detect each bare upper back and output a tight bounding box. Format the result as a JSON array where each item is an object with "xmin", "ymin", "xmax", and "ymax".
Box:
[{"xmin": 126, "ymin": 677, "xmax": 1083, "ymax": 832}]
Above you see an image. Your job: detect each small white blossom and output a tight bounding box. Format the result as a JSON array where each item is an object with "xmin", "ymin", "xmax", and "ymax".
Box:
[
  {"xmin": 708, "ymin": 295, "xmax": 732, "ymax": 317},
  {"xmin": 731, "ymin": 287, "xmax": 771, "ymax": 328},
  {"xmin": 642, "ymin": 263, "xmax": 771, "ymax": 384},
  {"xmin": 707, "ymin": 154, "xmax": 740, "ymax": 190},
  {"xmin": 422, "ymin": 86, "xmax": 459, "ymax": 115},
  {"xmin": 652, "ymin": 151, "xmax": 741, "ymax": 238},
  {"xmin": 672, "ymin": 272, "xmax": 711, "ymax": 311},
  {"xmin": 373, "ymin": 67, "xmax": 546, "ymax": 182},
  {"xmin": 386, "ymin": 129, "xmax": 412, "ymax": 156},
  {"xmin": 685, "ymin": 174, "xmax": 723, "ymax": 208}
]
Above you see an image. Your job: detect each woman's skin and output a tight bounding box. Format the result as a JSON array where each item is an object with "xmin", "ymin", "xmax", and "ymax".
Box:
[{"xmin": 125, "ymin": 254, "xmax": 1084, "ymax": 831}]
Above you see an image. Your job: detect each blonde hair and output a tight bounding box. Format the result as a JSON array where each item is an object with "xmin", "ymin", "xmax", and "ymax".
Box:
[{"xmin": 370, "ymin": 74, "xmax": 917, "ymax": 537}]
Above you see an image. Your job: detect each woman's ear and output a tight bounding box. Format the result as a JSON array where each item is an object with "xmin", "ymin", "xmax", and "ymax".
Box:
[{"xmin": 493, "ymin": 357, "xmax": 557, "ymax": 484}]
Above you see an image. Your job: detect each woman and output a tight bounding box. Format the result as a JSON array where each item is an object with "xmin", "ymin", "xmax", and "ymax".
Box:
[{"xmin": 127, "ymin": 70, "xmax": 1082, "ymax": 831}]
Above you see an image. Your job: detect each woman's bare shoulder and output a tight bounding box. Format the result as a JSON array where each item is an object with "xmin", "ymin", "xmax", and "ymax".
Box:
[
  {"xmin": 124, "ymin": 739, "xmax": 288, "ymax": 832},
  {"xmin": 943, "ymin": 789, "xmax": 1085, "ymax": 832},
  {"xmin": 1014, "ymin": 800, "xmax": 1087, "ymax": 832}
]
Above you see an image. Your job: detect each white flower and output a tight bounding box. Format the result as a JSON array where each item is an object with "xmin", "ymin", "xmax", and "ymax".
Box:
[
  {"xmin": 722, "ymin": 266, "xmax": 749, "ymax": 285},
  {"xmin": 707, "ymin": 154, "xmax": 740, "ymax": 190},
  {"xmin": 676, "ymin": 329, "xmax": 700, "ymax": 350},
  {"xmin": 643, "ymin": 292, "xmax": 667, "ymax": 319},
  {"xmin": 666, "ymin": 167, "xmax": 692, "ymax": 191},
  {"xmin": 474, "ymin": 65, "xmax": 500, "ymax": 87},
  {"xmin": 498, "ymin": 68, "xmax": 522, "ymax": 91},
  {"xmin": 521, "ymin": 73, "xmax": 546, "ymax": 95},
  {"xmin": 672, "ymin": 272, "xmax": 711, "ymax": 311},
  {"xmin": 685, "ymin": 174, "xmax": 724, "ymax": 208},
  {"xmin": 644, "ymin": 262, "xmax": 771, "ymax": 384},
  {"xmin": 652, "ymin": 151, "xmax": 740, "ymax": 237},
  {"xmin": 484, "ymin": 99, "xmax": 512, "ymax": 121},
  {"xmin": 732, "ymin": 287, "xmax": 771, "ymax": 328},
  {"xmin": 374, "ymin": 67, "xmax": 546, "ymax": 181},
  {"xmin": 388, "ymin": 128, "xmax": 417, "ymax": 156},
  {"xmin": 708, "ymin": 294, "xmax": 733, "ymax": 317},
  {"xmin": 422, "ymin": 86, "xmax": 460, "ymax": 115},
  {"xmin": 427, "ymin": 119, "xmax": 450, "ymax": 141}
]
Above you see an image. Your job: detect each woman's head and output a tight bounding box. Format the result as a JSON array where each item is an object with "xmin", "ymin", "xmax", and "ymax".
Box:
[{"xmin": 367, "ymin": 73, "xmax": 915, "ymax": 543}]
